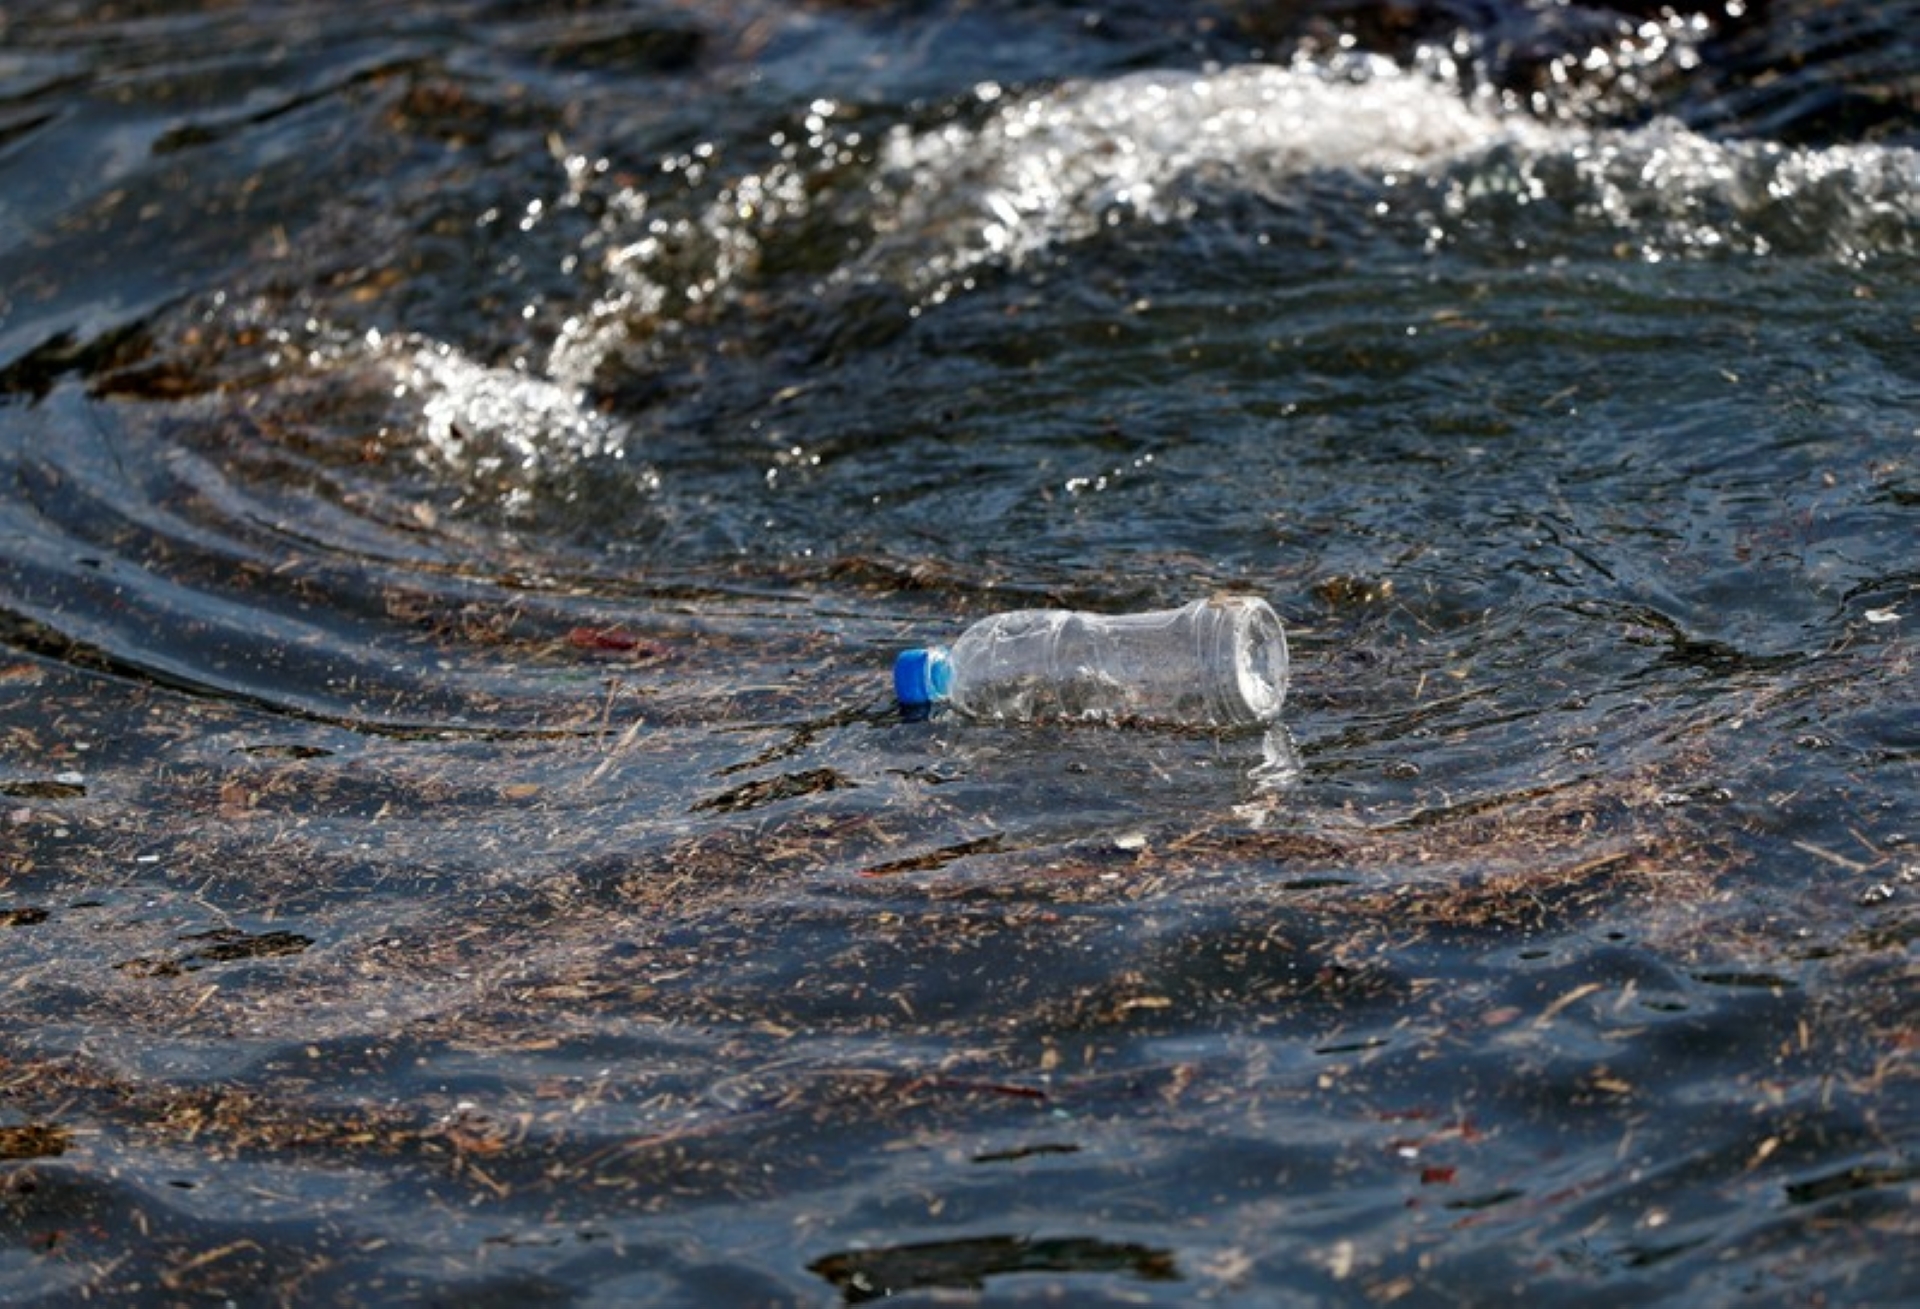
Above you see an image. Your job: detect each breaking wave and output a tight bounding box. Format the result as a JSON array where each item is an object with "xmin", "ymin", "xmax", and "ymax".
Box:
[{"xmin": 289, "ymin": 53, "xmax": 1915, "ymax": 500}]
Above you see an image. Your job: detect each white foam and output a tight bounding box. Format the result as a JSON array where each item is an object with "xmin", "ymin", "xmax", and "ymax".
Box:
[
  {"xmin": 871, "ymin": 58, "xmax": 1551, "ymax": 290},
  {"xmin": 397, "ymin": 338, "xmax": 630, "ymax": 496}
]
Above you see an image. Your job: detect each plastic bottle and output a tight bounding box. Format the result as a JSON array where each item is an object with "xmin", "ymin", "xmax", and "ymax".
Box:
[{"xmin": 893, "ymin": 595, "xmax": 1288, "ymax": 729}]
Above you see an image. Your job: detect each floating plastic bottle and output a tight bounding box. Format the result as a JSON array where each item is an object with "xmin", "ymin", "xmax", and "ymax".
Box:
[{"xmin": 893, "ymin": 596, "xmax": 1288, "ymax": 729}]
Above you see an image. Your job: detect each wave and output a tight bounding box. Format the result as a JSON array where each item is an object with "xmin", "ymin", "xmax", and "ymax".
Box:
[{"xmin": 371, "ymin": 52, "xmax": 1917, "ymax": 498}]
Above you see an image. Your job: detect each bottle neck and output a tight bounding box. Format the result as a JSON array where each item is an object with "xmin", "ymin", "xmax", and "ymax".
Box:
[{"xmin": 893, "ymin": 646, "xmax": 953, "ymax": 707}]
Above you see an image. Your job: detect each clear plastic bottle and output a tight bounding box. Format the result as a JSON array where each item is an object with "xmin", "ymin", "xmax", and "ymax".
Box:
[{"xmin": 893, "ymin": 595, "xmax": 1288, "ymax": 729}]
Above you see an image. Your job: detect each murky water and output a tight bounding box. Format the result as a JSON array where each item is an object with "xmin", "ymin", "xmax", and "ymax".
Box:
[{"xmin": 2, "ymin": 1, "xmax": 1915, "ymax": 1302}]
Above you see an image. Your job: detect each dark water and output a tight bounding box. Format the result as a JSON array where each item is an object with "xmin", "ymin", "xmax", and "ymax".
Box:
[{"xmin": 2, "ymin": 1, "xmax": 1916, "ymax": 1302}]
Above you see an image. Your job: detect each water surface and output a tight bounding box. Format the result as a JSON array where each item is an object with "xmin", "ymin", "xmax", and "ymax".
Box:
[{"xmin": 1, "ymin": 1, "xmax": 1915, "ymax": 1303}]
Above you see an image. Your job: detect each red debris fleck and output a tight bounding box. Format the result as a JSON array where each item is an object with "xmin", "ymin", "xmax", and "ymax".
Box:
[{"xmin": 566, "ymin": 627, "xmax": 671, "ymax": 659}]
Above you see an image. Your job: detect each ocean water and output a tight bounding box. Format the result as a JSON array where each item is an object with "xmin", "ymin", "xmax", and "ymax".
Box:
[{"xmin": 0, "ymin": 1, "xmax": 1914, "ymax": 1302}]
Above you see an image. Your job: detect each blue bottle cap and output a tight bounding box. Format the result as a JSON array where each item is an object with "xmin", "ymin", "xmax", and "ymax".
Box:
[{"xmin": 893, "ymin": 646, "xmax": 953, "ymax": 707}]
